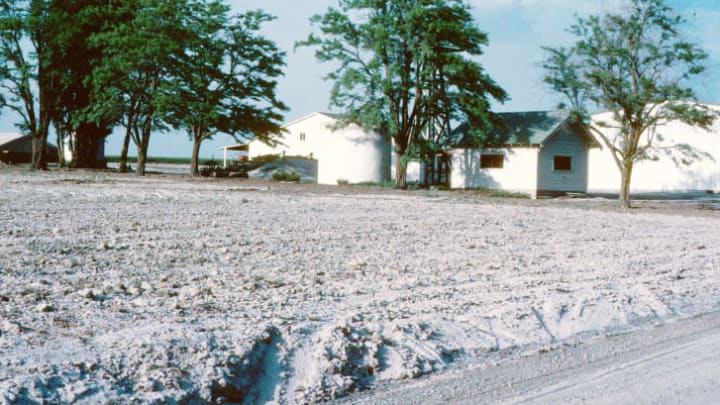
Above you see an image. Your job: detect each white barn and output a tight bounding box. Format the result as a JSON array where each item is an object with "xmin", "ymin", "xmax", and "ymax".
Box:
[
  {"xmin": 588, "ymin": 105, "xmax": 720, "ymax": 194},
  {"xmin": 249, "ymin": 112, "xmax": 391, "ymax": 185},
  {"xmin": 449, "ymin": 111, "xmax": 599, "ymax": 198}
]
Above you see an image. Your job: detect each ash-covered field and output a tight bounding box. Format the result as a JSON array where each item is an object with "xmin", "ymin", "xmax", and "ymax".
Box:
[{"xmin": 1, "ymin": 171, "xmax": 719, "ymax": 404}]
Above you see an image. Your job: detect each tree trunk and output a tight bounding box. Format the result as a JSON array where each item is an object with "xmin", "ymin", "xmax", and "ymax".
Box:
[
  {"xmin": 135, "ymin": 119, "xmax": 152, "ymax": 176},
  {"xmin": 55, "ymin": 123, "xmax": 66, "ymax": 167},
  {"xmin": 190, "ymin": 135, "xmax": 202, "ymax": 176},
  {"xmin": 395, "ymin": 151, "xmax": 407, "ymax": 189},
  {"xmin": 72, "ymin": 131, "xmax": 90, "ymax": 168},
  {"xmin": 119, "ymin": 126, "xmax": 132, "ymax": 172},
  {"xmin": 73, "ymin": 123, "xmax": 109, "ymax": 168},
  {"xmin": 30, "ymin": 137, "xmax": 39, "ymax": 170},
  {"xmin": 424, "ymin": 154, "xmax": 438, "ymax": 187},
  {"xmin": 619, "ymin": 162, "xmax": 633, "ymax": 210},
  {"xmin": 31, "ymin": 135, "xmax": 46, "ymax": 170},
  {"xmin": 30, "ymin": 99, "xmax": 50, "ymax": 170},
  {"xmin": 136, "ymin": 144, "xmax": 147, "ymax": 176},
  {"xmin": 33, "ymin": 34, "xmax": 49, "ymax": 171},
  {"xmin": 71, "ymin": 134, "xmax": 82, "ymax": 168}
]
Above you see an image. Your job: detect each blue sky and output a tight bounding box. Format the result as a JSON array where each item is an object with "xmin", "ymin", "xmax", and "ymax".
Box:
[{"xmin": 2, "ymin": 0, "xmax": 718, "ymax": 158}]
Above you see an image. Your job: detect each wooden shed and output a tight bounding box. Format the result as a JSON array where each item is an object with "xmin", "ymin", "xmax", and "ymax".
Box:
[{"xmin": 449, "ymin": 111, "xmax": 599, "ymax": 198}]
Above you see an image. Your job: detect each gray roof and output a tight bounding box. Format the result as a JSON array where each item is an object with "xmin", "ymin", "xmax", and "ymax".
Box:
[
  {"xmin": 0, "ymin": 133, "xmax": 25, "ymax": 146},
  {"xmin": 451, "ymin": 111, "xmax": 573, "ymax": 148},
  {"xmin": 0, "ymin": 133, "xmax": 59, "ymax": 155}
]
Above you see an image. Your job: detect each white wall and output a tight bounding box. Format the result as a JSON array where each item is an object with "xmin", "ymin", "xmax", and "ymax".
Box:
[
  {"xmin": 406, "ymin": 160, "xmax": 423, "ymax": 184},
  {"xmin": 450, "ymin": 147, "xmax": 539, "ymax": 197},
  {"xmin": 249, "ymin": 113, "xmax": 391, "ymax": 185},
  {"xmin": 588, "ymin": 108, "xmax": 720, "ymax": 193}
]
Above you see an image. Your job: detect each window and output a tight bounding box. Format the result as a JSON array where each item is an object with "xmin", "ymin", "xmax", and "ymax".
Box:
[
  {"xmin": 480, "ymin": 154, "xmax": 504, "ymax": 169},
  {"xmin": 553, "ymin": 156, "xmax": 572, "ymax": 171},
  {"xmin": 299, "ymin": 132, "xmax": 306, "ymax": 141}
]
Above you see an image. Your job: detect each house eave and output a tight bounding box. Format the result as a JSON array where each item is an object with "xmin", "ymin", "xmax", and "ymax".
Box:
[
  {"xmin": 457, "ymin": 143, "xmax": 542, "ymax": 149},
  {"xmin": 282, "ymin": 112, "xmax": 338, "ymax": 128}
]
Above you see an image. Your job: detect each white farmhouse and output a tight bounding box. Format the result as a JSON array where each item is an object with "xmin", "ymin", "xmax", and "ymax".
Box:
[
  {"xmin": 588, "ymin": 104, "xmax": 720, "ymax": 194},
  {"xmin": 249, "ymin": 112, "xmax": 391, "ymax": 185},
  {"xmin": 449, "ymin": 111, "xmax": 599, "ymax": 198}
]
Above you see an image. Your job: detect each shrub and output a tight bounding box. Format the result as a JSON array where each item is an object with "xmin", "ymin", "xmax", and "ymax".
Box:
[
  {"xmin": 353, "ymin": 181, "xmax": 397, "ymax": 188},
  {"xmin": 272, "ymin": 170, "xmax": 300, "ymax": 182},
  {"xmin": 467, "ymin": 188, "xmax": 529, "ymax": 198},
  {"xmin": 250, "ymin": 154, "xmax": 281, "ymax": 166},
  {"xmin": 200, "ymin": 160, "xmax": 224, "ymax": 177}
]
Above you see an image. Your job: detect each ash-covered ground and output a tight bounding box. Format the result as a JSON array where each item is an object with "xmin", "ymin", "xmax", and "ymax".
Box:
[{"xmin": 1, "ymin": 171, "xmax": 719, "ymax": 404}]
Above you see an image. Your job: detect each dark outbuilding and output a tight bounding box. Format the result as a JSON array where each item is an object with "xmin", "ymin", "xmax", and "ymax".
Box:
[{"xmin": 0, "ymin": 133, "xmax": 58, "ymax": 164}]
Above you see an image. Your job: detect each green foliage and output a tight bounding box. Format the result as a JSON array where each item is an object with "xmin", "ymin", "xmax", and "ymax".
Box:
[
  {"xmin": 0, "ymin": 0, "xmax": 50, "ymax": 169},
  {"xmin": 463, "ymin": 188, "xmax": 530, "ymax": 199},
  {"xmin": 485, "ymin": 189, "xmax": 529, "ymax": 199},
  {"xmin": 542, "ymin": 0, "xmax": 716, "ymax": 208},
  {"xmin": 160, "ymin": 2, "xmax": 287, "ymax": 176},
  {"xmin": 44, "ymin": 0, "xmax": 118, "ymax": 169},
  {"xmin": 88, "ymin": 0, "xmax": 288, "ymax": 177},
  {"xmin": 272, "ymin": 170, "xmax": 300, "ymax": 182},
  {"xmin": 0, "ymin": 0, "xmax": 286, "ymax": 174},
  {"xmin": 88, "ymin": 0, "xmax": 185, "ymax": 175},
  {"xmin": 0, "ymin": 1, "xmax": 122, "ymax": 169},
  {"xmin": 297, "ymin": 0, "xmax": 507, "ymax": 187},
  {"xmin": 352, "ymin": 181, "xmax": 400, "ymax": 188}
]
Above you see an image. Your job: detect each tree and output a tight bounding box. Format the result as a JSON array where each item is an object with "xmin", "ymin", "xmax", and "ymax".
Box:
[
  {"xmin": 43, "ymin": 0, "xmax": 118, "ymax": 169},
  {"xmin": 163, "ymin": 1, "xmax": 286, "ymax": 176},
  {"xmin": 84, "ymin": 0, "xmax": 140, "ymax": 172},
  {"xmin": 0, "ymin": 1, "xmax": 128, "ymax": 169},
  {"xmin": 298, "ymin": 0, "xmax": 507, "ymax": 188},
  {"xmin": 90, "ymin": 0, "xmax": 185, "ymax": 176},
  {"xmin": 0, "ymin": 0, "xmax": 52, "ymax": 170},
  {"xmin": 543, "ymin": 0, "xmax": 715, "ymax": 209}
]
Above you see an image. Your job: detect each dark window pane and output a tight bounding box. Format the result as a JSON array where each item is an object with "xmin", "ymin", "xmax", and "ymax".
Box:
[
  {"xmin": 554, "ymin": 156, "xmax": 572, "ymax": 171},
  {"xmin": 480, "ymin": 154, "xmax": 504, "ymax": 168}
]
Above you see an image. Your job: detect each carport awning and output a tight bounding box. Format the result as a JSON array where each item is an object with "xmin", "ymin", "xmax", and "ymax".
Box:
[
  {"xmin": 218, "ymin": 143, "xmax": 249, "ymax": 168},
  {"xmin": 219, "ymin": 144, "xmax": 249, "ymax": 152}
]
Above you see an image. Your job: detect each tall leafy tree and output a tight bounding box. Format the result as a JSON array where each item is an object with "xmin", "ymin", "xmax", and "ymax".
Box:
[
  {"xmin": 298, "ymin": 0, "xmax": 507, "ymax": 188},
  {"xmin": 90, "ymin": 0, "xmax": 185, "ymax": 176},
  {"xmin": 163, "ymin": 1, "xmax": 286, "ymax": 176},
  {"xmin": 84, "ymin": 1, "xmax": 139, "ymax": 172},
  {"xmin": 0, "ymin": 0, "xmax": 52, "ymax": 169},
  {"xmin": 543, "ymin": 0, "xmax": 715, "ymax": 209},
  {"xmin": 0, "ymin": 0, "xmax": 124, "ymax": 169},
  {"xmin": 44, "ymin": 0, "xmax": 118, "ymax": 169}
]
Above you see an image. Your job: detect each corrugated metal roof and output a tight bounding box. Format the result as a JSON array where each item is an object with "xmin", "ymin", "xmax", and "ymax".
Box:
[{"xmin": 451, "ymin": 111, "xmax": 569, "ymax": 148}]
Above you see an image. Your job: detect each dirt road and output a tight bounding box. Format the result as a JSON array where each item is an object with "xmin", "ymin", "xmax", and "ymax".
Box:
[{"xmin": 337, "ymin": 311, "xmax": 720, "ymax": 404}]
